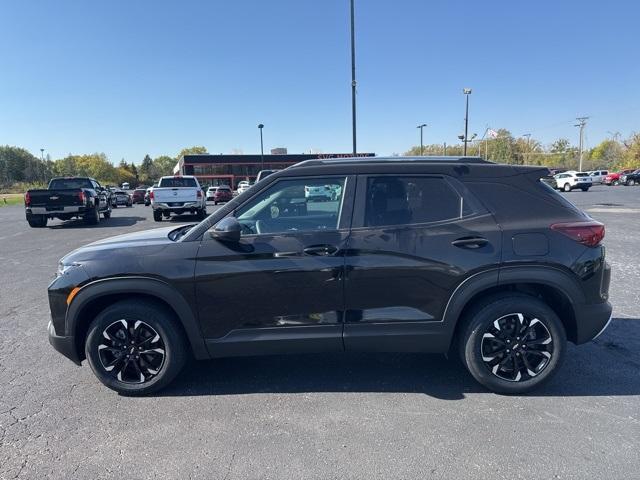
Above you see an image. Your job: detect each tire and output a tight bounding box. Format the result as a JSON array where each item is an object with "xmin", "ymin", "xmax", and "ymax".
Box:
[
  {"xmin": 458, "ymin": 293, "xmax": 566, "ymax": 394},
  {"xmin": 627, "ymin": 179, "xmax": 635, "ymax": 186},
  {"xmin": 581, "ymin": 187, "xmax": 589, "ymax": 192},
  {"xmin": 563, "ymin": 183, "xmax": 571, "ymax": 192},
  {"xmin": 103, "ymin": 209, "xmax": 111, "ymax": 219},
  {"xmin": 113, "ymin": 204, "xmax": 118, "ymax": 209},
  {"xmin": 84, "ymin": 205, "xmax": 100, "ymax": 225},
  {"xmin": 197, "ymin": 206, "xmax": 207, "ymax": 220},
  {"xmin": 153, "ymin": 210, "xmax": 163, "ymax": 222},
  {"xmin": 214, "ymin": 201, "xmax": 218, "ymax": 205},
  {"xmin": 85, "ymin": 299, "xmax": 187, "ymax": 395},
  {"xmin": 27, "ymin": 215, "xmax": 47, "ymax": 228}
]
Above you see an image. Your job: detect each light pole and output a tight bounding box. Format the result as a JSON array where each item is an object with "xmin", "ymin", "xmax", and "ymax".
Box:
[
  {"xmin": 462, "ymin": 88, "xmax": 472, "ymax": 155},
  {"xmin": 258, "ymin": 123, "xmax": 264, "ymax": 171},
  {"xmin": 350, "ymin": 0, "xmax": 357, "ymax": 156},
  {"xmin": 574, "ymin": 117, "xmax": 588, "ymax": 171},
  {"xmin": 522, "ymin": 133, "xmax": 531, "ymax": 164},
  {"xmin": 417, "ymin": 123, "xmax": 427, "ymax": 155}
]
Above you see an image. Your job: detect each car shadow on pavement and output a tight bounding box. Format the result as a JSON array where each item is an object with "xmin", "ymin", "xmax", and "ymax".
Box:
[
  {"xmin": 157, "ymin": 318, "xmax": 640, "ymax": 400},
  {"xmin": 48, "ymin": 216, "xmax": 147, "ymax": 228}
]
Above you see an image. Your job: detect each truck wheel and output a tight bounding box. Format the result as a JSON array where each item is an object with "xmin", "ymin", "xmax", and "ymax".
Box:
[
  {"xmin": 153, "ymin": 210, "xmax": 163, "ymax": 222},
  {"xmin": 197, "ymin": 206, "xmax": 207, "ymax": 220},
  {"xmin": 85, "ymin": 205, "xmax": 100, "ymax": 225},
  {"xmin": 103, "ymin": 209, "xmax": 112, "ymax": 219},
  {"xmin": 459, "ymin": 293, "xmax": 566, "ymax": 394},
  {"xmin": 563, "ymin": 183, "xmax": 571, "ymax": 192},
  {"xmin": 27, "ymin": 215, "xmax": 47, "ymax": 228},
  {"xmin": 85, "ymin": 299, "xmax": 187, "ymax": 395},
  {"xmin": 581, "ymin": 187, "xmax": 589, "ymax": 192}
]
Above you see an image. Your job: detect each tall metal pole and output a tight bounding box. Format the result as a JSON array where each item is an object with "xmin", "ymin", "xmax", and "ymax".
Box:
[
  {"xmin": 350, "ymin": 0, "xmax": 357, "ymax": 156},
  {"xmin": 443, "ymin": 142, "xmax": 447, "ymax": 155},
  {"xmin": 523, "ymin": 133, "xmax": 531, "ymax": 164},
  {"xmin": 575, "ymin": 117, "xmax": 588, "ymax": 171},
  {"xmin": 463, "ymin": 90, "xmax": 471, "ymax": 155},
  {"xmin": 417, "ymin": 124, "xmax": 426, "ymax": 155},
  {"xmin": 258, "ymin": 124, "xmax": 264, "ymax": 171}
]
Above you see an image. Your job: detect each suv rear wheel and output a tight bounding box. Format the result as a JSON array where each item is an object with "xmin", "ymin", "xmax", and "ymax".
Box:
[
  {"xmin": 85, "ymin": 300, "xmax": 187, "ymax": 395},
  {"xmin": 563, "ymin": 183, "xmax": 571, "ymax": 192},
  {"xmin": 459, "ymin": 293, "xmax": 566, "ymax": 394}
]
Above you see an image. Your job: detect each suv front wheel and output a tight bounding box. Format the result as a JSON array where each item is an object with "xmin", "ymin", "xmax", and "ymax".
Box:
[
  {"xmin": 85, "ymin": 300, "xmax": 187, "ymax": 395},
  {"xmin": 459, "ymin": 293, "xmax": 566, "ymax": 394}
]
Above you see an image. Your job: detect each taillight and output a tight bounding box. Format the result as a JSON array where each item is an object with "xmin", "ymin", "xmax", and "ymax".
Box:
[
  {"xmin": 78, "ymin": 191, "xmax": 85, "ymax": 203},
  {"xmin": 197, "ymin": 190, "xmax": 202, "ymax": 198},
  {"xmin": 149, "ymin": 190, "xmax": 154, "ymax": 200},
  {"xmin": 24, "ymin": 191, "xmax": 31, "ymax": 206},
  {"xmin": 551, "ymin": 221, "xmax": 605, "ymax": 247}
]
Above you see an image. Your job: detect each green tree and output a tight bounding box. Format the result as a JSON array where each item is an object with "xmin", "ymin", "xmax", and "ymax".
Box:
[
  {"xmin": 177, "ymin": 146, "xmax": 208, "ymax": 158},
  {"xmin": 153, "ymin": 155, "xmax": 177, "ymax": 177}
]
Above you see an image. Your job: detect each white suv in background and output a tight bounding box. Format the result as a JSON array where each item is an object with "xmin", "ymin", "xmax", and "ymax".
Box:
[{"xmin": 554, "ymin": 171, "xmax": 593, "ymax": 192}]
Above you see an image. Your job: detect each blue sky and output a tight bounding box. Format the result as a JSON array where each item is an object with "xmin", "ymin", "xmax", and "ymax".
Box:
[{"xmin": 1, "ymin": 0, "xmax": 638, "ymax": 162}]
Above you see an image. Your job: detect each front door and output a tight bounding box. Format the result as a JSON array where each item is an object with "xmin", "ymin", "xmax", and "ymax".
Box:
[
  {"xmin": 343, "ymin": 174, "xmax": 502, "ymax": 353},
  {"xmin": 195, "ymin": 175, "xmax": 354, "ymax": 357}
]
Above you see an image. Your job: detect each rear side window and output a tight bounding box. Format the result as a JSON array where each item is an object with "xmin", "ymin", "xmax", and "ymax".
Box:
[
  {"xmin": 364, "ymin": 176, "xmax": 467, "ymax": 227},
  {"xmin": 159, "ymin": 177, "xmax": 197, "ymax": 188},
  {"xmin": 575, "ymin": 173, "xmax": 588, "ymax": 177}
]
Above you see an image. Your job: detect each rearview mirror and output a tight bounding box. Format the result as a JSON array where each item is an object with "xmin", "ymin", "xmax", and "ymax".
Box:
[{"xmin": 209, "ymin": 217, "xmax": 241, "ymax": 243}]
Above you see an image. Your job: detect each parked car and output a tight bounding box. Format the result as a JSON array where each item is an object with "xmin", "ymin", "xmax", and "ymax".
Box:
[
  {"xmin": 304, "ymin": 184, "xmax": 333, "ymax": 201},
  {"xmin": 213, "ymin": 185, "xmax": 233, "ymax": 205},
  {"xmin": 48, "ymin": 156, "xmax": 611, "ymax": 395},
  {"xmin": 603, "ymin": 169, "xmax": 636, "ymax": 186},
  {"xmin": 237, "ymin": 181, "xmax": 251, "ymax": 195},
  {"xmin": 112, "ymin": 190, "xmax": 132, "ymax": 208},
  {"xmin": 540, "ymin": 175, "xmax": 558, "ymax": 190},
  {"xmin": 206, "ymin": 186, "xmax": 218, "ymax": 201},
  {"xmin": 620, "ymin": 169, "xmax": 640, "ymax": 186},
  {"xmin": 553, "ymin": 172, "xmax": 592, "ymax": 192},
  {"xmin": 24, "ymin": 177, "xmax": 111, "ymax": 227},
  {"xmin": 131, "ymin": 188, "xmax": 146, "ymax": 204},
  {"xmin": 587, "ymin": 170, "xmax": 609, "ymax": 184},
  {"xmin": 150, "ymin": 175, "xmax": 207, "ymax": 221}
]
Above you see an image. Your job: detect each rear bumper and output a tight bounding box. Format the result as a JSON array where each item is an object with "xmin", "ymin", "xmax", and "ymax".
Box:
[
  {"xmin": 574, "ymin": 301, "xmax": 613, "ymax": 344},
  {"xmin": 48, "ymin": 320, "xmax": 81, "ymax": 365},
  {"xmin": 28, "ymin": 205, "xmax": 88, "ymax": 215},
  {"xmin": 152, "ymin": 202, "xmax": 200, "ymax": 211}
]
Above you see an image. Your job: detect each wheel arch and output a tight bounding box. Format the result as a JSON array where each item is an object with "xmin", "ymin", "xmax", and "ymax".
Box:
[
  {"xmin": 67, "ymin": 277, "xmax": 209, "ymax": 362},
  {"xmin": 444, "ymin": 266, "xmax": 582, "ymax": 350}
]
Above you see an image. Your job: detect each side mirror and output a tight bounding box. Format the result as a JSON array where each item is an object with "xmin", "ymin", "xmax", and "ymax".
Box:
[{"xmin": 209, "ymin": 217, "xmax": 241, "ymax": 243}]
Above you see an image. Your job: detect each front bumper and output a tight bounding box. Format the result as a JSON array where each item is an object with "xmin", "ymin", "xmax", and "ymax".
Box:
[{"xmin": 48, "ymin": 320, "xmax": 81, "ymax": 365}]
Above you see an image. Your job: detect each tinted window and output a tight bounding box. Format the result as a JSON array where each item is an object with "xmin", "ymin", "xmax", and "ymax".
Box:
[
  {"xmin": 158, "ymin": 177, "xmax": 197, "ymax": 188},
  {"xmin": 235, "ymin": 177, "xmax": 346, "ymax": 235},
  {"xmin": 49, "ymin": 178, "xmax": 93, "ymax": 189},
  {"xmin": 575, "ymin": 173, "xmax": 588, "ymax": 177},
  {"xmin": 364, "ymin": 176, "xmax": 464, "ymax": 227}
]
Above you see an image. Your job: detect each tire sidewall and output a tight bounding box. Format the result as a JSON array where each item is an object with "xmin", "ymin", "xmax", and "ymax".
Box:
[
  {"xmin": 461, "ymin": 295, "xmax": 566, "ymax": 394},
  {"xmin": 85, "ymin": 301, "xmax": 186, "ymax": 395}
]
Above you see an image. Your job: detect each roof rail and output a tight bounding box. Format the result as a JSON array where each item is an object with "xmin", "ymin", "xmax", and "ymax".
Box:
[{"xmin": 290, "ymin": 156, "xmax": 492, "ymax": 168}]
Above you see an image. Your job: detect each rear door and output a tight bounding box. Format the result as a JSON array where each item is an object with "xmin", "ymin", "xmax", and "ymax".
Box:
[{"xmin": 343, "ymin": 174, "xmax": 502, "ymax": 353}]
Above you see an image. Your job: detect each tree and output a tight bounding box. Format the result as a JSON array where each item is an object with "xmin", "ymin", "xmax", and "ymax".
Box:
[
  {"xmin": 153, "ymin": 155, "xmax": 177, "ymax": 176},
  {"xmin": 139, "ymin": 154, "xmax": 159, "ymax": 184},
  {"xmin": 177, "ymin": 146, "xmax": 207, "ymax": 158}
]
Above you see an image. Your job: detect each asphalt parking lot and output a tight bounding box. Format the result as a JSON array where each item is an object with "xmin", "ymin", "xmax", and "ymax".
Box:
[{"xmin": 1, "ymin": 188, "xmax": 639, "ymax": 479}]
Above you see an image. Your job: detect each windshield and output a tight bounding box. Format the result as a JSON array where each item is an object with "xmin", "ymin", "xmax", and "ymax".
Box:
[
  {"xmin": 159, "ymin": 177, "xmax": 197, "ymax": 188},
  {"xmin": 49, "ymin": 178, "xmax": 93, "ymax": 189}
]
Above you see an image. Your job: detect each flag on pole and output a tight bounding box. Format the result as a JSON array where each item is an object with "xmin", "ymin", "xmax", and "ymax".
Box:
[{"xmin": 487, "ymin": 129, "xmax": 499, "ymax": 138}]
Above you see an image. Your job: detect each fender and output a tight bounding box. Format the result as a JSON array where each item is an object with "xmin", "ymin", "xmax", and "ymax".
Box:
[
  {"xmin": 66, "ymin": 276, "xmax": 209, "ymax": 360},
  {"xmin": 498, "ymin": 264, "xmax": 586, "ymax": 305}
]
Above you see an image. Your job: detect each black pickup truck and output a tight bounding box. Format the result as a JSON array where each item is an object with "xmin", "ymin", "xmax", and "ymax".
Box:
[{"xmin": 24, "ymin": 177, "xmax": 112, "ymax": 228}]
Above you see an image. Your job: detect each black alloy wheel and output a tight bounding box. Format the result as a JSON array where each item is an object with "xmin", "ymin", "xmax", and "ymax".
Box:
[
  {"xmin": 97, "ymin": 319, "xmax": 166, "ymax": 383},
  {"xmin": 459, "ymin": 293, "xmax": 566, "ymax": 394},
  {"xmin": 480, "ymin": 313, "xmax": 553, "ymax": 382},
  {"xmin": 85, "ymin": 300, "xmax": 187, "ymax": 395}
]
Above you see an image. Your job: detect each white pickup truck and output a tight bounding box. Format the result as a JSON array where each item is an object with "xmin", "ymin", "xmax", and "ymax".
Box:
[{"xmin": 151, "ymin": 175, "xmax": 207, "ymax": 221}]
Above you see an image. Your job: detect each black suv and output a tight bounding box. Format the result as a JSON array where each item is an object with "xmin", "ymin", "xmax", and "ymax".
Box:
[{"xmin": 48, "ymin": 157, "xmax": 612, "ymax": 395}]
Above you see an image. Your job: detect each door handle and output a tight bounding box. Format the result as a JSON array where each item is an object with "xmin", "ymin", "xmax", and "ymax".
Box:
[
  {"xmin": 451, "ymin": 237, "xmax": 489, "ymax": 249},
  {"xmin": 303, "ymin": 245, "xmax": 339, "ymax": 256}
]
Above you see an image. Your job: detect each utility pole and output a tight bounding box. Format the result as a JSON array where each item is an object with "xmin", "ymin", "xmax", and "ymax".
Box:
[
  {"xmin": 462, "ymin": 88, "xmax": 472, "ymax": 155},
  {"xmin": 350, "ymin": 0, "xmax": 357, "ymax": 156},
  {"xmin": 574, "ymin": 117, "xmax": 588, "ymax": 171},
  {"xmin": 443, "ymin": 142, "xmax": 447, "ymax": 155},
  {"xmin": 417, "ymin": 124, "xmax": 427, "ymax": 155},
  {"xmin": 258, "ymin": 124, "xmax": 264, "ymax": 171}
]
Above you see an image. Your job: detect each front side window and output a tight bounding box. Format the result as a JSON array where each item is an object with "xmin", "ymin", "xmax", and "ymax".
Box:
[
  {"xmin": 235, "ymin": 177, "xmax": 346, "ymax": 235},
  {"xmin": 364, "ymin": 176, "xmax": 465, "ymax": 227}
]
